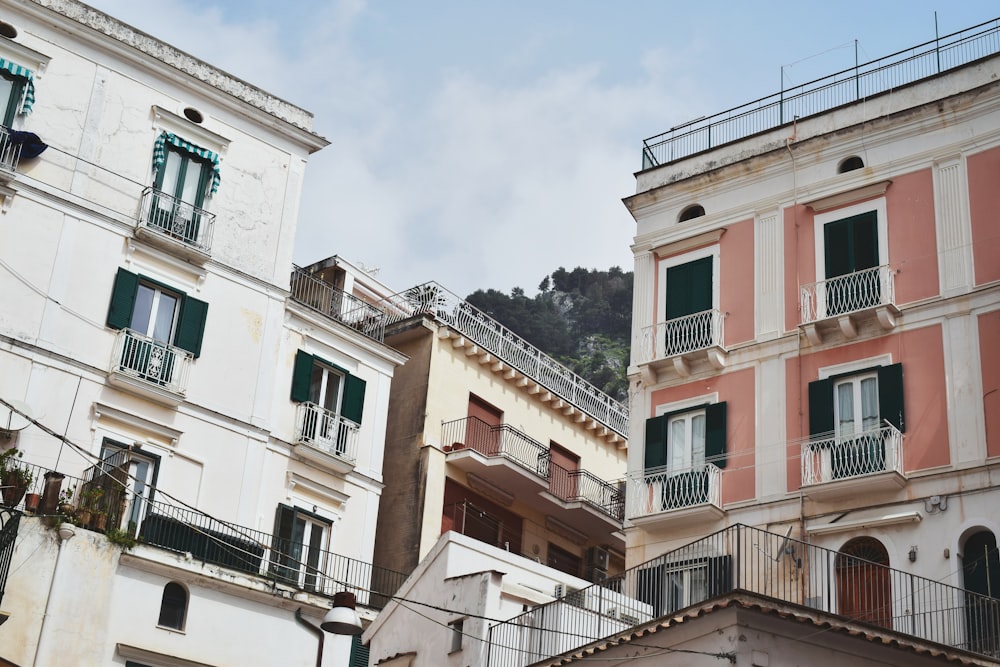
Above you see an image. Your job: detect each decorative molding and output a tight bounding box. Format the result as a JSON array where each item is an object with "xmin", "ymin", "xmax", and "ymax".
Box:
[
  {"xmin": 651, "ymin": 228, "xmax": 725, "ymax": 259},
  {"xmin": 285, "ymin": 471, "xmax": 350, "ymax": 507},
  {"xmin": 806, "ymin": 511, "xmax": 921, "ymax": 535},
  {"xmin": 151, "ymin": 105, "xmax": 230, "ymax": 157},
  {"xmin": 0, "ymin": 36, "xmax": 50, "ymax": 75},
  {"xmin": 91, "ymin": 401, "xmax": 182, "ymax": 445},
  {"xmin": 803, "ymin": 180, "xmax": 891, "ymax": 212}
]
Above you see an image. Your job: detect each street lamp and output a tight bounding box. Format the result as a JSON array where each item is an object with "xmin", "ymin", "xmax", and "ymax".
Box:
[{"xmin": 321, "ymin": 591, "xmax": 363, "ymax": 635}]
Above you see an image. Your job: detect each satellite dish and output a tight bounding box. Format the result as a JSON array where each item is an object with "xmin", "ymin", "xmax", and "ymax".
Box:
[{"xmin": 0, "ymin": 400, "xmax": 33, "ymax": 432}]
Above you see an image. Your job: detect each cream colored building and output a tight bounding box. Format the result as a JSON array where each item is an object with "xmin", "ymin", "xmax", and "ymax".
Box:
[{"xmin": 0, "ymin": 2, "xmax": 405, "ymax": 666}]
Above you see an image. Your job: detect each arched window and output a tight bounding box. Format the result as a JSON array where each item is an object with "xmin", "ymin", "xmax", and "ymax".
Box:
[
  {"xmin": 158, "ymin": 581, "xmax": 188, "ymax": 630},
  {"xmin": 839, "ymin": 156, "xmax": 864, "ymax": 173},
  {"xmin": 836, "ymin": 536, "xmax": 891, "ymax": 628},
  {"xmin": 962, "ymin": 530, "xmax": 1000, "ymax": 653},
  {"xmin": 678, "ymin": 204, "xmax": 705, "ymax": 222}
]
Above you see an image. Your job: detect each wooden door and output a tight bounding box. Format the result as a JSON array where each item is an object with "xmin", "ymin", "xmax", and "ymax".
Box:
[{"xmin": 836, "ymin": 537, "xmax": 892, "ymax": 629}]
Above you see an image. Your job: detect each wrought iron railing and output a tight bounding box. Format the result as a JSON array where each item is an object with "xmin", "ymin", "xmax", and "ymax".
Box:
[
  {"xmin": 138, "ymin": 187, "xmax": 215, "ymax": 253},
  {"xmin": 641, "ymin": 19, "xmax": 1000, "ymax": 168},
  {"xmin": 637, "ymin": 309, "xmax": 725, "ymax": 364},
  {"xmin": 801, "ymin": 265, "xmax": 895, "ymax": 324},
  {"xmin": 0, "ymin": 126, "xmax": 21, "ymax": 172},
  {"xmin": 295, "ymin": 402, "xmax": 360, "ymax": 465},
  {"xmin": 443, "ymin": 416, "xmax": 623, "ymax": 522},
  {"xmin": 487, "ymin": 523, "xmax": 1000, "ymax": 666},
  {"xmin": 110, "ymin": 329, "xmax": 192, "ymax": 395},
  {"xmin": 444, "ymin": 500, "xmax": 526, "ymax": 556},
  {"xmin": 382, "ymin": 284, "xmax": 628, "ymax": 437},
  {"xmin": 0, "ymin": 508, "xmax": 20, "ymax": 606},
  {"xmin": 625, "ymin": 463, "xmax": 722, "ymax": 520},
  {"xmin": 801, "ymin": 423, "xmax": 903, "ymax": 487},
  {"xmin": 289, "ymin": 265, "xmax": 387, "ymax": 342}
]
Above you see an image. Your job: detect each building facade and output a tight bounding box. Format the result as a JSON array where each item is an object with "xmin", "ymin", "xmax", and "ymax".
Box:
[{"xmin": 0, "ymin": 2, "xmax": 404, "ymax": 666}]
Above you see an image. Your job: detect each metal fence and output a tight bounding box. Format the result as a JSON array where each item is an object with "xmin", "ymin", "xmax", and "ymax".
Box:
[
  {"xmin": 487, "ymin": 523, "xmax": 1000, "ymax": 666},
  {"xmin": 382, "ymin": 284, "xmax": 628, "ymax": 437},
  {"xmin": 111, "ymin": 329, "xmax": 192, "ymax": 395},
  {"xmin": 0, "ymin": 508, "xmax": 20, "ymax": 606},
  {"xmin": 0, "ymin": 126, "xmax": 22, "ymax": 172},
  {"xmin": 295, "ymin": 402, "xmax": 360, "ymax": 465},
  {"xmin": 801, "ymin": 424, "xmax": 903, "ymax": 487},
  {"xmin": 138, "ymin": 187, "xmax": 215, "ymax": 253},
  {"xmin": 636, "ymin": 309, "xmax": 725, "ymax": 364},
  {"xmin": 641, "ymin": 19, "xmax": 1000, "ymax": 168},
  {"xmin": 289, "ymin": 265, "xmax": 388, "ymax": 342},
  {"xmin": 625, "ymin": 463, "xmax": 722, "ymax": 519},
  {"xmin": 801, "ymin": 265, "xmax": 895, "ymax": 324}
]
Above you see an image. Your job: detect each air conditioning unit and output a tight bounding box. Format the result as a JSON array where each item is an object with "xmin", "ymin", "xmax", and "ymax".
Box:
[
  {"xmin": 586, "ymin": 546, "xmax": 609, "ymax": 570},
  {"xmin": 586, "ymin": 565, "xmax": 608, "ymax": 584},
  {"xmin": 554, "ymin": 584, "xmax": 580, "ymax": 600}
]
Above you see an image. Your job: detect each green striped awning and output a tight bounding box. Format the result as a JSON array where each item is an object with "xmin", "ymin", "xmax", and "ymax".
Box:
[
  {"xmin": 152, "ymin": 131, "xmax": 222, "ymax": 194},
  {"xmin": 0, "ymin": 57, "xmax": 35, "ymax": 114}
]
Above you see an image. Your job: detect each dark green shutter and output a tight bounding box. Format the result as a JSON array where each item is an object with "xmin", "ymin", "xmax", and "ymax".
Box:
[
  {"xmin": 290, "ymin": 350, "xmax": 314, "ymax": 402},
  {"xmin": 824, "ymin": 211, "xmax": 878, "ymax": 279},
  {"xmin": 666, "ymin": 256, "xmax": 713, "ymax": 320},
  {"xmin": 341, "ymin": 374, "xmax": 366, "ymax": 424},
  {"xmin": 808, "ymin": 378, "xmax": 834, "ymax": 436},
  {"xmin": 106, "ymin": 268, "xmax": 139, "ymax": 329},
  {"xmin": 878, "ymin": 363, "xmax": 905, "ymax": 432},
  {"xmin": 705, "ymin": 401, "xmax": 727, "ymax": 468},
  {"xmin": 350, "ymin": 635, "xmax": 370, "ymax": 667},
  {"xmin": 174, "ymin": 296, "xmax": 208, "ymax": 358},
  {"xmin": 644, "ymin": 415, "xmax": 668, "ymax": 471}
]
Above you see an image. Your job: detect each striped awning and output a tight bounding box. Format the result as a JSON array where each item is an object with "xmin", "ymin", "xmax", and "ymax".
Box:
[
  {"xmin": 0, "ymin": 57, "xmax": 35, "ymax": 114},
  {"xmin": 152, "ymin": 131, "xmax": 222, "ymax": 195}
]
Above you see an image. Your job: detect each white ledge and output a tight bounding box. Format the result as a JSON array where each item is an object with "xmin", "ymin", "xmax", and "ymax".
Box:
[{"xmin": 803, "ymin": 180, "xmax": 892, "ymax": 212}]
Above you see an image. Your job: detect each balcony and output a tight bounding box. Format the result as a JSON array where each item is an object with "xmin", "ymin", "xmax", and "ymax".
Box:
[
  {"xmin": 290, "ymin": 265, "xmax": 387, "ymax": 342},
  {"xmin": 293, "ymin": 402, "xmax": 359, "ymax": 472},
  {"xmin": 625, "ymin": 464, "xmax": 723, "ymax": 529},
  {"xmin": 442, "ymin": 417, "xmax": 624, "ymax": 535},
  {"xmin": 0, "ymin": 126, "xmax": 22, "ymax": 174},
  {"xmin": 636, "ymin": 309, "xmax": 726, "ymax": 379},
  {"xmin": 107, "ymin": 329, "xmax": 192, "ymax": 405},
  {"xmin": 488, "ymin": 523, "xmax": 1000, "ymax": 666},
  {"xmin": 7, "ymin": 458, "xmax": 408, "ymax": 612},
  {"xmin": 801, "ymin": 423, "xmax": 905, "ymax": 501},
  {"xmin": 800, "ymin": 265, "xmax": 899, "ymax": 345},
  {"xmin": 135, "ymin": 187, "xmax": 215, "ymax": 263}
]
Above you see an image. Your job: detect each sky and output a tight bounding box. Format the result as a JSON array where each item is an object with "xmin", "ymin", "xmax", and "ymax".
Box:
[{"xmin": 83, "ymin": 0, "xmax": 997, "ymax": 297}]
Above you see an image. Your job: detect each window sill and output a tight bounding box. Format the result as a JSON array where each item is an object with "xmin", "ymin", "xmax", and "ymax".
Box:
[{"xmin": 156, "ymin": 624, "xmax": 186, "ymax": 635}]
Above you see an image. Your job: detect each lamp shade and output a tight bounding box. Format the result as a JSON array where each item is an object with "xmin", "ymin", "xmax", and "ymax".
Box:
[{"xmin": 321, "ymin": 591, "xmax": 363, "ymax": 635}]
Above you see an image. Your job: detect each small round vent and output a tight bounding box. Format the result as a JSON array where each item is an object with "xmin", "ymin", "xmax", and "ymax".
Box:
[
  {"xmin": 0, "ymin": 22, "xmax": 18, "ymax": 39},
  {"xmin": 182, "ymin": 106, "xmax": 204, "ymax": 124}
]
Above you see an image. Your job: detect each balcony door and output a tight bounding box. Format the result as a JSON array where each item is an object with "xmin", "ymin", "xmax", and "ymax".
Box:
[
  {"xmin": 832, "ymin": 373, "xmax": 884, "ymax": 479},
  {"xmin": 548, "ymin": 442, "xmax": 579, "ymax": 500},
  {"xmin": 962, "ymin": 531, "xmax": 1000, "ymax": 655},
  {"xmin": 466, "ymin": 394, "xmax": 502, "ymax": 455},
  {"xmin": 824, "ymin": 211, "xmax": 880, "ymax": 316},
  {"xmin": 99, "ymin": 441, "xmax": 159, "ymax": 535},
  {"xmin": 302, "ymin": 361, "xmax": 343, "ymax": 447},
  {"xmin": 664, "ymin": 256, "xmax": 713, "ymax": 354},
  {"xmin": 152, "ymin": 144, "xmax": 210, "ymax": 241}
]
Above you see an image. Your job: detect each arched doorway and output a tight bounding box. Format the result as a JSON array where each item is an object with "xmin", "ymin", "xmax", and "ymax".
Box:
[
  {"xmin": 962, "ymin": 530, "xmax": 1000, "ymax": 654},
  {"xmin": 836, "ymin": 536, "xmax": 892, "ymax": 629}
]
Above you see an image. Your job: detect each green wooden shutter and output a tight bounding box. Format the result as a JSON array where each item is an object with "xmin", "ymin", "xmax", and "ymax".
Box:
[
  {"xmin": 350, "ymin": 635, "xmax": 370, "ymax": 667},
  {"xmin": 106, "ymin": 268, "xmax": 139, "ymax": 329},
  {"xmin": 824, "ymin": 211, "xmax": 878, "ymax": 278},
  {"xmin": 666, "ymin": 256, "xmax": 713, "ymax": 320},
  {"xmin": 341, "ymin": 374, "xmax": 366, "ymax": 424},
  {"xmin": 644, "ymin": 415, "xmax": 668, "ymax": 471},
  {"xmin": 290, "ymin": 350, "xmax": 314, "ymax": 402},
  {"xmin": 808, "ymin": 378, "xmax": 834, "ymax": 436},
  {"xmin": 878, "ymin": 363, "xmax": 905, "ymax": 432},
  {"xmin": 705, "ymin": 401, "xmax": 728, "ymax": 468},
  {"xmin": 174, "ymin": 295, "xmax": 208, "ymax": 358}
]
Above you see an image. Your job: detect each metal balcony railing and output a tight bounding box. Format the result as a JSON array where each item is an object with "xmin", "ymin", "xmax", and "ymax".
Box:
[
  {"xmin": 487, "ymin": 523, "xmax": 1000, "ymax": 667},
  {"xmin": 295, "ymin": 402, "xmax": 360, "ymax": 465},
  {"xmin": 0, "ymin": 508, "xmax": 20, "ymax": 607},
  {"xmin": 625, "ymin": 463, "xmax": 722, "ymax": 520},
  {"xmin": 0, "ymin": 126, "xmax": 22, "ymax": 172},
  {"xmin": 138, "ymin": 187, "xmax": 215, "ymax": 253},
  {"xmin": 801, "ymin": 423, "xmax": 903, "ymax": 487},
  {"xmin": 801, "ymin": 265, "xmax": 895, "ymax": 324},
  {"xmin": 641, "ymin": 19, "xmax": 1000, "ymax": 168},
  {"xmin": 637, "ymin": 309, "xmax": 725, "ymax": 364},
  {"xmin": 9, "ymin": 459, "xmax": 408, "ymax": 611},
  {"xmin": 110, "ymin": 329, "xmax": 192, "ymax": 396},
  {"xmin": 444, "ymin": 500, "xmax": 526, "ymax": 556},
  {"xmin": 289, "ymin": 265, "xmax": 387, "ymax": 342},
  {"xmin": 383, "ymin": 284, "xmax": 628, "ymax": 437},
  {"xmin": 443, "ymin": 416, "xmax": 623, "ymax": 522}
]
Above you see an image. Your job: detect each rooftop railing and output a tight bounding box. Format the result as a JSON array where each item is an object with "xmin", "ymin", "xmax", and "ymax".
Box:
[
  {"xmin": 382, "ymin": 284, "xmax": 628, "ymax": 437},
  {"xmin": 642, "ymin": 19, "xmax": 1000, "ymax": 168},
  {"xmin": 487, "ymin": 523, "xmax": 1000, "ymax": 666},
  {"xmin": 290, "ymin": 265, "xmax": 388, "ymax": 342}
]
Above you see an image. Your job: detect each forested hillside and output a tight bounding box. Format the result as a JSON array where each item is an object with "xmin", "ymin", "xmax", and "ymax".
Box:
[{"xmin": 465, "ymin": 267, "xmax": 633, "ymax": 402}]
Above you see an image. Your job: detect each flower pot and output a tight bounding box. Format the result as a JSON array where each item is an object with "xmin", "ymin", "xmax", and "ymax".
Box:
[
  {"xmin": 24, "ymin": 492, "xmax": 41, "ymax": 513},
  {"xmin": 92, "ymin": 513, "xmax": 108, "ymax": 532},
  {"xmin": 2, "ymin": 470, "xmax": 27, "ymax": 507}
]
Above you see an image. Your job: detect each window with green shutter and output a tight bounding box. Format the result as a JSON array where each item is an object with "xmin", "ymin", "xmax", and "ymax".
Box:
[
  {"xmin": 106, "ymin": 268, "xmax": 208, "ymax": 357},
  {"xmin": 290, "ymin": 350, "xmax": 366, "ymax": 425},
  {"xmin": 350, "ymin": 634, "xmax": 370, "ymax": 667},
  {"xmin": 644, "ymin": 402, "xmax": 727, "ymax": 472}
]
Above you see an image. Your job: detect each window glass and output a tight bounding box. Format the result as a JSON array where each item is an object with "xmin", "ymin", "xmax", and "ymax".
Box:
[
  {"xmin": 129, "ymin": 283, "xmax": 179, "ymax": 344},
  {"xmin": 157, "ymin": 582, "xmax": 187, "ymax": 630},
  {"xmin": 834, "ymin": 373, "xmax": 879, "ymax": 437},
  {"xmin": 667, "ymin": 411, "xmax": 706, "ymax": 471}
]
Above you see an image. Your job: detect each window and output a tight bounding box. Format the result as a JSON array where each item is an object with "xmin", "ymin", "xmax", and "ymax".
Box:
[
  {"xmin": 657, "ymin": 246, "xmax": 719, "ymax": 356},
  {"xmin": 836, "ymin": 537, "xmax": 891, "ymax": 628},
  {"xmin": 107, "ymin": 268, "xmax": 209, "ymax": 357},
  {"xmin": 98, "ymin": 439, "xmax": 159, "ymax": 534},
  {"xmin": 808, "ymin": 364, "xmax": 905, "ymax": 480},
  {"xmin": 636, "ymin": 556, "xmax": 731, "ymax": 617},
  {"xmin": 350, "ymin": 635, "xmax": 370, "ymax": 667},
  {"xmin": 644, "ymin": 403, "xmax": 726, "ymax": 510},
  {"xmin": 814, "ymin": 200, "xmax": 888, "ymax": 319},
  {"xmin": 157, "ymin": 582, "xmax": 188, "ymax": 630},
  {"xmin": 962, "ymin": 531, "xmax": 1000, "ymax": 653},
  {"xmin": 678, "ymin": 204, "xmax": 705, "ymax": 222},
  {"xmin": 449, "ymin": 619, "xmax": 465, "ymax": 653},
  {"xmin": 269, "ymin": 504, "xmax": 332, "ymax": 592},
  {"xmin": 291, "ymin": 351, "xmax": 366, "ymax": 456},
  {"xmin": 0, "ymin": 67, "xmax": 25, "ymax": 126},
  {"xmin": 148, "ymin": 132, "xmax": 221, "ymax": 247},
  {"xmin": 839, "ymin": 156, "xmax": 865, "ymax": 173}
]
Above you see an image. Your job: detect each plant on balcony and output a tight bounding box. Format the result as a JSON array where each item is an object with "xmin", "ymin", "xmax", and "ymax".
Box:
[
  {"xmin": 105, "ymin": 527, "xmax": 137, "ymax": 550},
  {"xmin": 0, "ymin": 447, "xmax": 34, "ymax": 507}
]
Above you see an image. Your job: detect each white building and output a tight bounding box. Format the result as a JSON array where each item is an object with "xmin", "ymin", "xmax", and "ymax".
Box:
[{"xmin": 0, "ymin": 2, "xmax": 404, "ymax": 666}]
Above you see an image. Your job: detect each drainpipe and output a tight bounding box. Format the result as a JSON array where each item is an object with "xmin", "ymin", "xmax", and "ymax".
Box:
[
  {"xmin": 295, "ymin": 607, "xmax": 324, "ymax": 667},
  {"xmin": 33, "ymin": 522, "xmax": 75, "ymax": 666}
]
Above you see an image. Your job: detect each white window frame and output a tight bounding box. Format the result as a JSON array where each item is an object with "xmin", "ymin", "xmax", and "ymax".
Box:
[
  {"xmin": 131, "ymin": 281, "xmax": 181, "ymax": 344},
  {"xmin": 813, "ymin": 198, "xmax": 889, "ymax": 283},
  {"xmin": 655, "ymin": 245, "xmax": 720, "ymax": 325},
  {"xmin": 652, "ymin": 393, "xmax": 718, "ymax": 475}
]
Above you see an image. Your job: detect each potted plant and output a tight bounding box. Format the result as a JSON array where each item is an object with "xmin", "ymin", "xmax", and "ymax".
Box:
[
  {"xmin": 0, "ymin": 447, "xmax": 34, "ymax": 508},
  {"xmin": 79, "ymin": 487, "xmax": 105, "ymax": 529}
]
